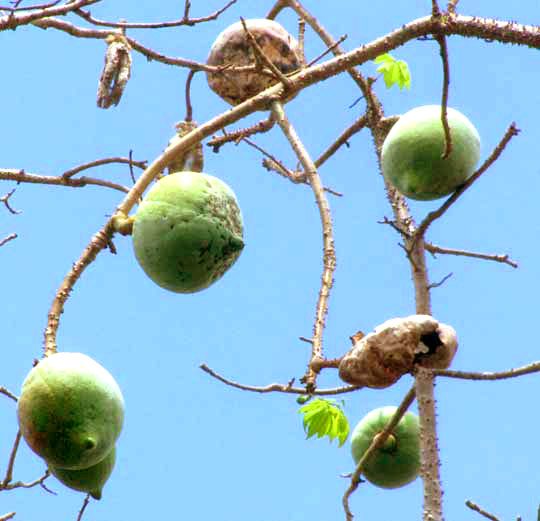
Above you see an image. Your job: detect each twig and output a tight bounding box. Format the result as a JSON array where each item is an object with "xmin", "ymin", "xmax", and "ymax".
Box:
[
  {"xmin": 243, "ymin": 139, "xmax": 297, "ymax": 180},
  {"xmin": 1, "ymin": 470, "xmax": 51, "ymax": 491},
  {"xmin": 0, "ymin": 387, "xmax": 18, "ymax": 401},
  {"xmin": 208, "ymin": 118, "xmax": 275, "ymax": 152},
  {"xmin": 431, "ymin": 0, "xmax": 441, "ymax": 16},
  {"xmin": 297, "ymin": 17, "xmax": 305, "ymax": 65},
  {"xmin": 465, "ymin": 501, "xmax": 500, "ymax": 521},
  {"xmin": 415, "ymin": 123, "xmax": 520, "ymax": 240},
  {"xmin": 424, "ymin": 242, "xmax": 518, "ymax": 268},
  {"xmin": 31, "ymin": 17, "xmax": 211, "ymax": 70},
  {"xmin": 315, "ymin": 115, "xmax": 368, "ymax": 168},
  {"xmin": 0, "ymin": 169, "xmax": 131, "ymax": 194},
  {"xmin": 428, "ymin": 272, "xmax": 452, "ymax": 289},
  {"xmin": 185, "ymin": 70, "xmax": 196, "ymax": 121},
  {"xmin": 73, "ymin": 0, "xmax": 236, "ymax": 28},
  {"xmin": 61, "ymin": 157, "xmax": 147, "ymax": 178},
  {"xmin": 435, "ymin": 34, "xmax": 452, "ymax": 159},
  {"xmin": 0, "ymin": 512, "xmax": 15, "ymax": 521},
  {"xmin": 1, "ymin": 431, "xmax": 21, "ymax": 489},
  {"xmin": 1, "ymin": 189, "xmax": 21, "ymax": 214},
  {"xmin": 276, "ymin": 0, "xmax": 371, "ymax": 100},
  {"xmin": 76, "ymin": 495, "xmax": 91, "ymax": 521},
  {"xmin": 200, "ymin": 363, "xmax": 360, "ymax": 396},
  {"xmin": 0, "ymin": 0, "xmax": 59, "ymax": 11},
  {"xmin": 305, "ymin": 34, "xmax": 348, "ymax": 68},
  {"xmin": 270, "ymin": 100, "xmax": 336, "ymax": 391},
  {"xmin": 343, "ymin": 386, "xmax": 416, "ymax": 520},
  {"xmin": 0, "ymin": 0, "xmax": 99, "ymax": 30},
  {"xmin": 435, "ymin": 361, "xmax": 540, "ymax": 381},
  {"xmin": 128, "ymin": 150, "xmax": 136, "ymax": 184}
]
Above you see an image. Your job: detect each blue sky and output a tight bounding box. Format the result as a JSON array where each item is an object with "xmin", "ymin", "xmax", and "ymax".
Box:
[{"xmin": 2, "ymin": 1, "xmax": 540, "ymax": 520}]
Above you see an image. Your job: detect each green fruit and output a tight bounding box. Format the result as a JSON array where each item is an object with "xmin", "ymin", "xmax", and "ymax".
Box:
[
  {"xmin": 351, "ymin": 406, "xmax": 420, "ymax": 489},
  {"xmin": 381, "ymin": 105, "xmax": 481, "ymax": 200},
  {"xmin": 132, "ymin": 171, "xmax": 244, "ymax": 293},
  {"xmin": 17, "ymin": 353, "xmax": 124, "ymax": 470},
  {"xmin": 49, "ymin": 446, "xmax": 116, "ymax": 500}
]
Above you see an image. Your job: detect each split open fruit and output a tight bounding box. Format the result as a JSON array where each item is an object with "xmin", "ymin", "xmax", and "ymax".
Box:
[
  {"xmin": 381, "ymin": 105, "xmax": 481, "ymax": 200},
  {"xmin": 132, "ymin": 171, "xmax": 244, "ymax": 293},
  {"xmin": 206, "ymin": 19, "xmax": 302, "ymax": 105},
  {"xmin": 351, "ymin": 406, "xmax": 420, "ymax": 489},
  {"xmin": 17, "ymin": 352, "xmax": 124, "ymax": 471}
]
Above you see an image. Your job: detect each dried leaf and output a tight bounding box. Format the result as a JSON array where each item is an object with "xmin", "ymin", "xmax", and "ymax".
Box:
[{"xmin": 97, "ymin": 34, "xmax": 132, "ymax": 109}]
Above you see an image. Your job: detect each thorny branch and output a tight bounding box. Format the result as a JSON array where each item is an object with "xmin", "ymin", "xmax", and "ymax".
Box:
[
  {"xmin": 270, "ymin": 100, "xmax": 336, "ymax": 391},
  {"xmin": 4, "ymin": 4, "xmax": 538, "ymax": 519},
  {"xmin": 414, "ymin": 367, "xmax": 443, "ymax": 521}
]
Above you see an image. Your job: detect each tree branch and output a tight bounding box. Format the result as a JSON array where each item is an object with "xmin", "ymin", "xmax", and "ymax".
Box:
[
  {"xmin": 200, "ymin": 363, "xmax": 360, "ymax": 396},
  {"xmin": 0, "ymin": 0, "xmax": 99, "ymax": 30},
  {"xmin": 270, "ymin": 100, "xmax": 336, "ymax": 391},
  {"xmin": 73, "ymin": 0, "xmax": 236, "ymax": 29}
]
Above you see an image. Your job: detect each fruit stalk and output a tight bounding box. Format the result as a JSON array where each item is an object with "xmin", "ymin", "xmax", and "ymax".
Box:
[{"xmin": 270, "ymin": 100, "xmax": 336, "ymax": 390}]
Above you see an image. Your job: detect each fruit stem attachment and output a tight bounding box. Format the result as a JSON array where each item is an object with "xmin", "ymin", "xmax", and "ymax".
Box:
[
  {"xmin": 269, "ymin": 100, "xmax": 336, "ymax": 391},
  {"xmin": 343, "ymin": 385, "xmax": 416, "ymax": 521}
]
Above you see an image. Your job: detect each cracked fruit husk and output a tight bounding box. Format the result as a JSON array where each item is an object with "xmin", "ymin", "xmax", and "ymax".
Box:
[
  {"xmin": 206, "ymin": 19, "xmax": 302, "ymax": 105},
  {"xmin": 381, "ymin": 105, "xmax": 481, "ymax": 200},
  {"xmin": 351, "ymin": 406, "xmax": 420, "ymax": 489},
  {"xmin": 17, "ymin": 352, "xmax": 124, "ymax": 470},
  {"xmin": 132, "ymin": 171, "xmax": 244, "ymax": 293},
  {"xmin": 48, "ymin": 446, "xmax": 116, "ymax": 500}
]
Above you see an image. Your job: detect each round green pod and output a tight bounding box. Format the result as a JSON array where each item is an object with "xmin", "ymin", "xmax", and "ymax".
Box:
[
  {"xmin": 48, "ymin": 446, "xmax": 116, "ymax": 500},
  {"xmin": 381, "ymin": 105, "xmax": 481, "ymax": 200},
  {"xmin": 17, "ymin": 353, "xmax": 124, "ymax": 470},
  {"xmin": 132, "ymin": 171, "xmax": 244, "ymax": 293},
  {"xmin": 351, "ymin": 406, "xmax": 420, "ymax": 489}
]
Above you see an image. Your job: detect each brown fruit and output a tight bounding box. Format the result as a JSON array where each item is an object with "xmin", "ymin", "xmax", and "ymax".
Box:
[{"xmin": 206, "ymin": 19, "xmax": 302, "ymax": 105}]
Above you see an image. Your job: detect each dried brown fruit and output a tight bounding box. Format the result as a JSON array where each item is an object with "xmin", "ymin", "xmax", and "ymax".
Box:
[
  {"xmin": 206, "ymin": 19, "xmax": 302, "ymax": 105},
  {"xmin": 338, "ymin": 315, "xmax": 457, "ymax": 388}
]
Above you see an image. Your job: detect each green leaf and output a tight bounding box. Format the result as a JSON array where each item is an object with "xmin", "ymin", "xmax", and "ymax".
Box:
[
  {"xmin": 298, "ymin": 398, "xmax": 350, "ymax": 446},
  {"xmin": 374, "ymin": 53, "xmax": 411, "ymax": 90}
]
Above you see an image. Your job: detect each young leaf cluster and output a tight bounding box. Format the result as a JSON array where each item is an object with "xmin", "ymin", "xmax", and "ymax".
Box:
[
  {"xmin": 374, "ymin": 53, "xmax": 411, "ymax": 90},
  {"xmin": 298, "ymin": 398, "xmax": 350, "ymax": 447}
]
